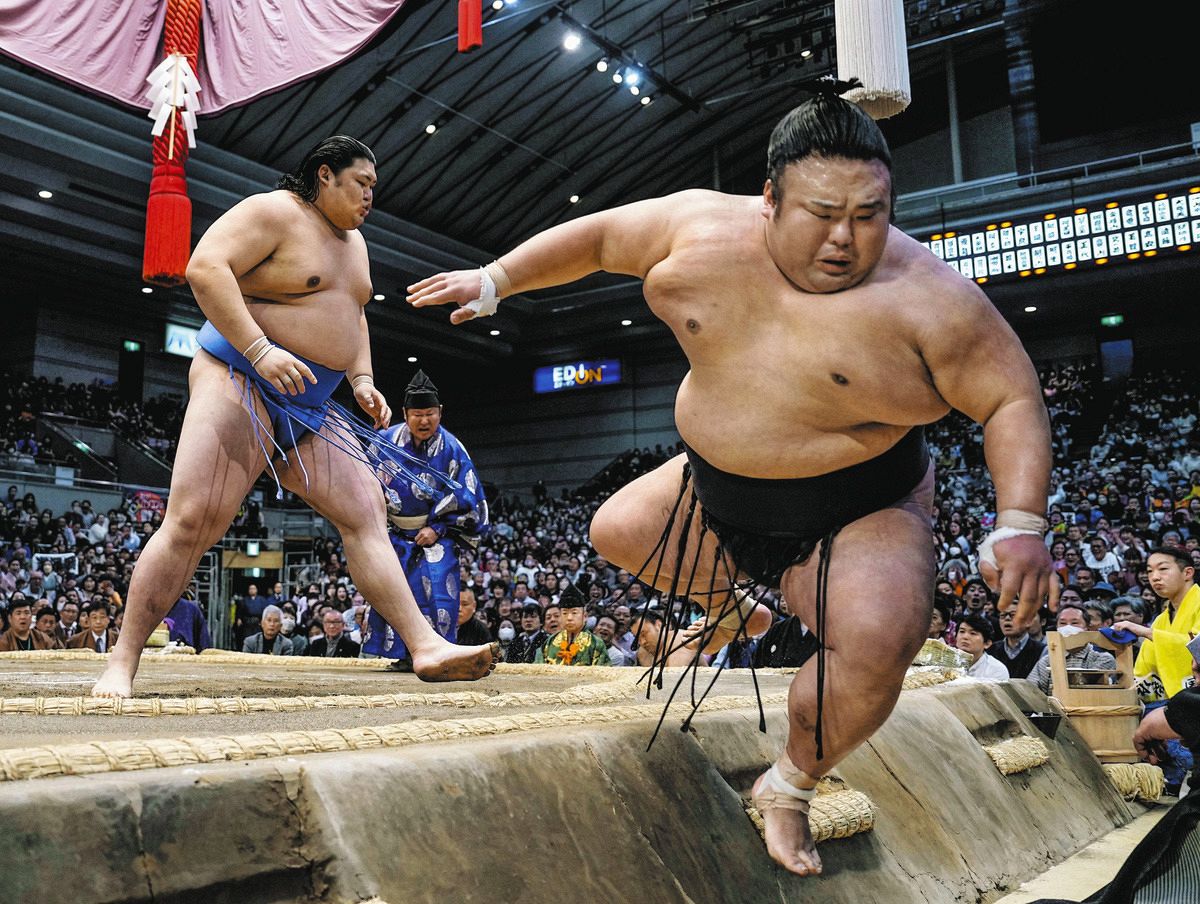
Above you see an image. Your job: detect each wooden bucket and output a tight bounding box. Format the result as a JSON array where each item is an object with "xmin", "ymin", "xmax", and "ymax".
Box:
[{"xmin": 1047, "ymin": 631, "xmax": 1140, "ymax": 764}]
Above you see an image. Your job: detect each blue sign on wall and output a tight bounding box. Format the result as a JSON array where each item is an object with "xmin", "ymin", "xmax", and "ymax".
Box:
[{"xmin": 534, "ymin": 359, "xmax": 622, "ymax": 394}]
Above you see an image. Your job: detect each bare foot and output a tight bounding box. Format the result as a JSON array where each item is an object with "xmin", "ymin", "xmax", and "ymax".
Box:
[
  {"xmin": 684, "ymin": 603, "xmax": 775, "ymax": 655},
  {"xmin": 413, "ymin": 641, "xmax": 499, "ymax": 682},
  {"xmin": 91, "ymin": 661, "xmax": 136, "ymax": 699},
  {"xmin": 752, "ymin": 771, "xmax": 822, "ymax": 877}
]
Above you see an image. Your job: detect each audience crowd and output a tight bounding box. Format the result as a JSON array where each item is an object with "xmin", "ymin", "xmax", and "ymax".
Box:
[
  {"xmin": 1, "ymin": 370, "xmax": 183, "ymax": 472},
  {"xmin": 2, "ymin": 362, "xmax": 1199, "ymax": 787}
]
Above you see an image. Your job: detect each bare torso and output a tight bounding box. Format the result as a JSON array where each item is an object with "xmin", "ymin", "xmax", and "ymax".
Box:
[
  {"xmin": 643, "ymin": 194, "xmax": 957, "ymax": 478},
  {"xmin": 232, "ymin": 192, "xmax": 372, "ymax": 370}
]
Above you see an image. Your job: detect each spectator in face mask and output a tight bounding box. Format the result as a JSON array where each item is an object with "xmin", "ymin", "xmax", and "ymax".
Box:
[
  {"xmin": 280, "ymin": 605, "xmax": 307, "ymax": 656},
  {"xmin": 496, "ymin": 618, "xmax": 517, "ymax": 659}
]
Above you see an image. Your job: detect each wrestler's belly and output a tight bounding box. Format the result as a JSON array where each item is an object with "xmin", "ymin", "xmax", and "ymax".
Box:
[
  {"xmin": 242, "ymin": 294, "xmax": 362, "ymax": 370},
  {"xmin": 674, "ymin": 373, "xmax": 947, "ymax": 479}
]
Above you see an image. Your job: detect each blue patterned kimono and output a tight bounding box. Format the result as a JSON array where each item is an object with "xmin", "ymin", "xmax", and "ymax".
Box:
[{"xmin": 361, "ymin": 424, "xmax": 489, "ymax": 660}]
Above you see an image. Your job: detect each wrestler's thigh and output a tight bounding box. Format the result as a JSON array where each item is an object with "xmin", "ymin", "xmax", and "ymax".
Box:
[
  {"xmin": 163, "ymin": 352, "xmax": 269, "ymax": 535},
  {"xmin": 781, "ymin": 495, "xmax": 935, "ymax": 671},
  {"xmin": 277, "ymin": 421, "xmax": 385, "ymax": 531},
  {"xmin": 589, "ymin": 453, "xmax": 724, "ymax": 588}
]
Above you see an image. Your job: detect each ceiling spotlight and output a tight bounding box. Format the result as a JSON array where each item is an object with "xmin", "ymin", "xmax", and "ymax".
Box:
[
  {"xmin": 141, "ymin": 287, "xmax": 153, "ymax": 294},
  {"xmin": 563, "ymin": 32, "xmax": 582, "ymax": 51},
  {"xmin": 373, "ymin": 293, "xmax": 385, "ymax": 301},
  {"xmin": 629, "ymin": 85, "xmax": 640, "ymax": 96},
  {"xmin": 640, "ymin": 95, "xmax": 652, "ymax": 106},
  {"xmin": 621, "ymin": 319, "xmax": 632, "ymax": 326},
  {"xmin": 800, "ymin": 49, "xmax": 812, "ymax": 58},
  {"xmin": 37, "ymin": 189, "xmax": 53, "ymax": 199},
  {"xmin": 1024, "ymin": 305, "xmax": 1037, "ymax": 313},
  {"xmin": 424, "ymin": 123, "xmax": 437, "ymax": 135},
  {"xmin": 623, "ymin": 69, "xmax": 640, "ymax": 86},
  {"xmin": 612, "ymin": 70, "xmax": 623, "ymax": 84},
  {"xmin": 596, "ymin": 58, "xmax": 609, "ymax": 72},
  {"xmin": 489, "ymin": 329, "xmax": 501, "ymax": 336},
  {"xmin": 492, "ymin": 0, "xmax": 503, "ymax": 8},
  {"xmin": 407, "ymin": 356, "xmax": 418, "ymax": 363},
  {"xmin": 569, "ymin": 194, "xmax": 580, "ymax": 204}
]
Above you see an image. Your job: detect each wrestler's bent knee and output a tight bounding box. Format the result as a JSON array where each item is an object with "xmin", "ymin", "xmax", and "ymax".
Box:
[{"xmin": 588, "ymin": 499, "xmax": 632, "ymax": 566}]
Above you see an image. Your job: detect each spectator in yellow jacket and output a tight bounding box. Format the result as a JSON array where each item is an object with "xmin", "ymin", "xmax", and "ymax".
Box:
[{"xmin": 1117, "ymin": 547, "xmax": 1200, "ymax": 697}]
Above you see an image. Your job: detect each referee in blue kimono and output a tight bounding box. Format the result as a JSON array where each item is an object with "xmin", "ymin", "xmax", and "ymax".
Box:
[{"xmin": 362, "ymin": 371, "xmax": 489, "ymax": 668}]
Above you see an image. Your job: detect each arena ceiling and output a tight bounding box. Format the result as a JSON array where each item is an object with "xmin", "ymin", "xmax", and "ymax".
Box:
[{"xmin": 3, "ymin": 0, "xmax": 1193, "ymax": 369}]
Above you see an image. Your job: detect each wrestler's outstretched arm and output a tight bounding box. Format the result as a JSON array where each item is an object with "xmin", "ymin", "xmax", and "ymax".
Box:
[
  {"xmin": 407, "ymin": 191, "xmax": 707, "ymax": 322},
  {"xmin": 918, "ymin": 264, "xmax": 1055, "ymax": 628},
  {"xmin": 186, "ymin": 193, "xmax": 317, "ymax": 396}
]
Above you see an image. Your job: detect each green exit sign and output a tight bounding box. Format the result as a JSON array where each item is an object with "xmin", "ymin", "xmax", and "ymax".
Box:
[
  {"xmin": 1100, "ymin": 314, "xmax": 1125, "ymax": 327},
  {"xmin": 123, "ymin": 340, "xmax": 142, "ymax": 352}
]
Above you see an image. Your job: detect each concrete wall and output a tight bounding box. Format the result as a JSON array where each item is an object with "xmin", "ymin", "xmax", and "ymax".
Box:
[
  {"xmin": 0, "ymin": 474, "xmax": 125, "ymax": 516},
  {"xmin": 34, "ymin": 306, "xmax": 191, "ymax": 400},
  {"xmin": 0, "ymin": 680, "xmax": 1132, "ymax": 904},
  {"xmin": 445, "ymin": 354, "xmax": 688, "ymax": 497},
  {"xmin": 0, "ymin": 305, "xmax": 37, "ymax": 374},
  {"xmin": 1022, "ymin": 333, "xmax": 1097, "ymax": 364},
  {"xmin": 893, "ymin": 108, "xmax": 1018, "ymax": 195}
]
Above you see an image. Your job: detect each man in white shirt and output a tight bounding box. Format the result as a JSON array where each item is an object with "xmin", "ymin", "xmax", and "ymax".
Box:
[
  {"xmin": 956, "ymin": 614, "xmax": 1009, "ymax": 680},
  {"xmin": 1083, "ymin": 535, "xmax": 1123, "ymax": 579},
  {"xmin": 593, "ymin": 614, "xmax": 633, "ymax": 666}
]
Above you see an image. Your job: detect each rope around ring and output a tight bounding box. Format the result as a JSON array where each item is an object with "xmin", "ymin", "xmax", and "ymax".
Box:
[
  {"xmin": 0, "ymin": 677, "xmax": 643, "ymax": 718},
  {"xmin": 746, "ymin": 786, "xmax": 877, "ymax": 845},
  {"xmin": 1103, "ymin": 762, "xmax": 1165, "ymax": 802},
  {"xmin": 982, "ymin": 735, "xmax": 1050, "ymax": 774},
  {"xmin": 0, "ymin": 648, "xmax": 196, "ymax": 661},
  {"xmin": 0, "ymin": 692, "xmax": 789, "ymax": 783}
]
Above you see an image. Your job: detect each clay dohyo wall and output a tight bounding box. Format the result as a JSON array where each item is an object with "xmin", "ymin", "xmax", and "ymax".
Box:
[{"xmin": 0, "ymin": 668, "xmax": 1131, "ymax": 904}]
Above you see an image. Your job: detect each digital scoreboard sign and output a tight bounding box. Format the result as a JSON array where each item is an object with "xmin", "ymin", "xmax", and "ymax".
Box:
[
  {"xmin": 923, "ymin": 187, "xmax": 1200, "ymax": 284},
  {"xmin": 164, "ymin": 323, "xmax": 200, "ymax": 358},
  {"xmin": 534, "ymin": 359, "xmax": 622, "ymax": 394}
]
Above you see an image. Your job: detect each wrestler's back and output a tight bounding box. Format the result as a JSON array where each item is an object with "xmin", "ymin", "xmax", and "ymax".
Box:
[
  {"xmin": 643, "ymin": 196, "xmax": 958, "ymax": 479},
  {"xmin": 231, "ymin": 191, "xmax": 371, "ymax": 370}
]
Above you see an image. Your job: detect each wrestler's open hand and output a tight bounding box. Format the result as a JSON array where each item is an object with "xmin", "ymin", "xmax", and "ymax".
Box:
[
  {"xmin": 407, "ymin": 270, "xmax": 484, "ymax": 325},
  {"xmin": 980, "ymin": 533, "xmax": 1057, "ymax": 631},
  {"xmin": 354, "ymin": 383, "xmax": 391, "ymax": 429},
  {"xmin": 1133, "ymin": 707, "xmax": 1177, "ymax": 764},
  {"xmin": 254, "ymin": 348, "xmax": 317, "ymax": 397}
]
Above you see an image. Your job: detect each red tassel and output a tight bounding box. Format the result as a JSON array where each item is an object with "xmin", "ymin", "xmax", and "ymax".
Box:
[
  {"xmin": 142, "ymin": 0, "xmax": 201, "ymax": 286},
  {"xmin": 143, "ymin": 164, "xmax": 191, "ymax": 287},
  {"xmin": 458, "ymin": 0, "xmax": 482, "ymax": 53}
]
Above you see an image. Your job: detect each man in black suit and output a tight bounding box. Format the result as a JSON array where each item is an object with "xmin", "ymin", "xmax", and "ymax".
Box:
[
  {"xmin": 66, "ymin": 602, "xmax": 120, "ymax": 653},
  {"xmin": 306, "ymin": 609, "xmax": 360, "ymax": 658}
]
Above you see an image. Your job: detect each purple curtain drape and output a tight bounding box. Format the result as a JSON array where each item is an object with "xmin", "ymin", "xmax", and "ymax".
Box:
[{"xmin": 0, "ymin": 0, "xmax": 406, "ymax": 114}]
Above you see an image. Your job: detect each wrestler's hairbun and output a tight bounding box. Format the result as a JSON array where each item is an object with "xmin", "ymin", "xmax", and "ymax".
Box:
[
  {"xmin": 796, "ymin": 75, "xmax": 864, "ymax": 99},
  {"xmin": 765, "ymin": 74, "xmax": 893, "ymax": 211}
]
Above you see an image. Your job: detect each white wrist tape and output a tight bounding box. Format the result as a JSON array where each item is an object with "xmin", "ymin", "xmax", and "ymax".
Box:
[
  {"xmin": 464, "ymin": 268, "xmax": 500, "ymax": 318},
  {"xmin": 995, "ymin": 509, "xmax": 1049, "ymax": 533},
  {"xmin": 249, "ymin": 342, "xmax": 276, "ymax": 369},
  {"xmin": 977, "ymin": 527, "xmax": 1043, "ymax": 570}
]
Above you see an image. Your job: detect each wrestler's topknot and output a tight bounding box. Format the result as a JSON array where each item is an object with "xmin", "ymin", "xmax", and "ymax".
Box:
[
  {"xmin": 277, "ymin": 135, "xmax": 376, "ymax": 203},
  {"xmin": 766, "ymin": 77, "xmax": 893, "ymax": 208}
]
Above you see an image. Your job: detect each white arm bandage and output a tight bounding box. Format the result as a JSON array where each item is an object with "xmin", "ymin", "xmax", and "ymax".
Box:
[
  {"xmin": 464, "ymin": 260, "xmax": 512, "ymax": 318},
  {"xmin": 978, "ymin": 508, "xmax": 1049, "ymax": 570},
  {"xmin": 977, "ymin": 527, "xmax": 1042, "ymax": 570},
  {"xmin": 463, "ymin": 268, "xmax": 500, "ymax": 318}
]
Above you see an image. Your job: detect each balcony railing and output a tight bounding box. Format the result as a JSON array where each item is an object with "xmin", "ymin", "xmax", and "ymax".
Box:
[{"xmin": 897, "ymin": 141, "xmax": 1200, "ymax": 222}]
